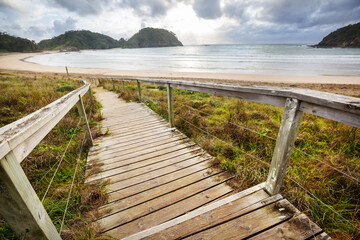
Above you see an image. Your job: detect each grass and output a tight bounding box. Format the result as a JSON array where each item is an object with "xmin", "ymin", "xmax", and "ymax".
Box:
[
  {"xmin": 103, "ymin": 80, "xmax": 359, "ymax": 240},
  {"xmin": 0, "ymin": 72, "xmax": 109, "ymax": 240}
]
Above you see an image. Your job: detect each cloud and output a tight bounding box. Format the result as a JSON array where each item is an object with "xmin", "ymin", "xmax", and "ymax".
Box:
[
  {"xmin": 193, "ymin": 0, "xmax": 222, "ymax": 19},
  {"xmin": 0, "ymin": 0, "xmax": 23, "ymax": 11},
  {"xmin": 53, "ymin": 17, "xmax": 77, "ymax": 35},
  {"xmin": 259, "ymin": 0, "xmax": 360, "ymax": 28},
  {"xmin": 52, "ymin": 0, "xmax": 109, "ymax": 16},
  {"xmin": 118, "ymin": 0, "xmax": 176, "ymax": 17}
]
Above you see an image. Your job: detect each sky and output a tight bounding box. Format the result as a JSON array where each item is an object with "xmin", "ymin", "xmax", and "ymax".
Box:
[{"xmin": 0, "ymin": 0, "xmax": 359, "ymax": 45}]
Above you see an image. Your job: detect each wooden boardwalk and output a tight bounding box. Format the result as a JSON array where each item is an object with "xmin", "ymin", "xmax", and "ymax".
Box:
[{"xmin": 85, "ymin": 88, "xmax": 330, "ymax": 240}]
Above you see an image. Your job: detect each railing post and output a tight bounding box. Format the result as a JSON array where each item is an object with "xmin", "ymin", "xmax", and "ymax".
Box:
[
  {"xmin": 137, "ymin": 80, "xmax": 141, "ymax": 102},
  {"xmin": 0, "ymin": 152, "xmax": 61, "ymax": 240},
  {"xmin": 265, "ymin": 98, "xmax": 303, "ymax": 195},
  {"xmin": 76, "ymin": 95, "xmax": 94, "ymax": 146},
  {"xmin": 122, "ymin": 80, "xmax": 125, "ymax": 93},
  {"xmin": 87, "ymin": 86, "xmax": 94, "ymax": 106},
  {"xmin": 167, "ymin": 83, "xmax": 174, "ymax": 128}
]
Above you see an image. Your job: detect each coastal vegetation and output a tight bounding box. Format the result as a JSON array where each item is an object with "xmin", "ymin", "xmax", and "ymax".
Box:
[
  {"xmin": 0, "ymin": 32, "xmax": 39, "ymax": 52},
  {"xmin": 124, "ymin": 28, "xmax": 183, "ymax": 48},
  {"xmin": 100, "ymin": 80, "xmax": 360, "ymax": 240},
  {"xmin": 38, "ymin": 30, "xmax": 120, "ymax": 51},
  {"xmin": 0, "ymin": 28, "xmax": 183, "ymax": 52},
  {"xmin": 315, "ymin": 22, "xmax": 360, "ymax": 48},
  {"xmin": 0, "ymin": 73, "xmax": 106, "ymax": 239}
]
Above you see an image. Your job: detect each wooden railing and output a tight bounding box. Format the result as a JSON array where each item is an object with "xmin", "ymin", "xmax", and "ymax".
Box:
[
  {"xmin": 93, "ymin": 77, "xmax": 360, "ymax": 196},
  {"xmin": 0, "ymin": 80, "xmax": 93, "ymax": 240}
]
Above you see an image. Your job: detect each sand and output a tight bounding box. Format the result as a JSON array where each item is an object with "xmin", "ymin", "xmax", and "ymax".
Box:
[{"xmin": 1, "ymin": 52, "xmax": 360, "ymax": 86}]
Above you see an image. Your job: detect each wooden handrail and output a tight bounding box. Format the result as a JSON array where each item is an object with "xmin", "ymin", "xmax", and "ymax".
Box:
[
  {"xmin": 0, "ymin": 80, "xmax": 91, "ymax": 161},
  {"xmin": 0, "ymin": 80, "xmax": 93, "ymax": 240},
  {"xmin": 94, "ymin": 77, "xmax": 360, "ymax": 128},
  {"xmin": 93, "ymin": 76, "xmax": 359, "ymax": 197}
]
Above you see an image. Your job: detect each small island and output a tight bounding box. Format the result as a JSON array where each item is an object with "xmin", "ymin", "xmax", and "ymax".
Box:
[
  {"xmin": 0, "ymin": 27, "xmax": 183, "ymax": 52},
  {"xmin": 314, "ymin": 22, "xmax": 360, "ymax": 48}
]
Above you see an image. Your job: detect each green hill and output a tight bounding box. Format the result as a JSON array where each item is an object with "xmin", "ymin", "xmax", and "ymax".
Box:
[
  {"xmin": 0, "ymin": 32, "xmax": 38, "ymax": 52},
  {"xmin": 38, "ymin": 30, "xmax": 120, "ymax": 50},
  {"xmin": 315, "ymin": 22, "xmax": 360, "ymax": 48},
  {"xmin": 125, "ymin": 28, "xmax": 183, "ymax": 48}
]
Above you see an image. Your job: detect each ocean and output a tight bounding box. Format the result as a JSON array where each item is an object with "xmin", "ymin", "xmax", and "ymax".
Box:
[{"xmin": 26, "ymin": 44, "xmax": 360, "ymax": 76}]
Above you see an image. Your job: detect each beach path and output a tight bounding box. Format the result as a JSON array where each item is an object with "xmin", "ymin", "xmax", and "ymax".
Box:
[{"xmin": 85, "ymin": 87, "xmax": 330, "ymax": 239}]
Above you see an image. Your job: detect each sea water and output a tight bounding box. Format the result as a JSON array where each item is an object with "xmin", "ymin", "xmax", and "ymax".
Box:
[{"xmin": 26, "ymin": 44, "xmax": 360, "ymax": 76}]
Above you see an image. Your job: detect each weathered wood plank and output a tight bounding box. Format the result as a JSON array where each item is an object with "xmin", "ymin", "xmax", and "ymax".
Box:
[
  {"xmin": 184, "ymin": 199, "xmax": 299, "ymax": 240},
  {"xmin": 90, "ymin": 135, "xmax": 186, "ymax": 158},
  {"xmin": 87, "ymin": 139, "xmax": 194, "ymax": 163},
  {"xmin": 142, "ymin": 190, "xmax": 278, "ymax": 240},
  {"xmin": 97, "ymin": 172, "xmax": 231, "ymax": 232},
  {"xmin": 87, "ymin": 144, "xmax": 200, "ymax": 174},
  {"xmin": 248, "ymin": 214, "xmax": 322, "ymax": 240},
  {"xmin": 99, "ymin": 167, "xmax": 223, "ymax": 217},
  {"xmin": 0, "ymin": 152, "xmax": 61, "ymax": 240},
  {"xmin": 167, "ymin": 84, "xmax": 175, "ymax": 128},
  {"xmin": 104, "ymin": 182, "xmax": 233, "ymax": 238},
  {"xmin": 123, "ymin": 183, "xmax": 266, "ymax": 240},
  {"xmin": 265, "ymin": 98, "xmax": 303, "ymax": 195},
  {"xmin": 90, "ymin": 133, "xmax": 180, "ymax": 155},
  {"xmin": 87, "ymin": 150, "xmax": 206, "ymax": 183},
  {"xmin": 137, "ymin": 80, "xmax": 142, "ymax": 102},
  {"xmin": 106, "ymin": 158, "xmax": 212, "ymax": 202}
]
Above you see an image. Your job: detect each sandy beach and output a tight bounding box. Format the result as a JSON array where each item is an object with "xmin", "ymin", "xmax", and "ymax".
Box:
[{"xmin": 1, "ymin": 52, "xmax": 360, "ymax": 97}]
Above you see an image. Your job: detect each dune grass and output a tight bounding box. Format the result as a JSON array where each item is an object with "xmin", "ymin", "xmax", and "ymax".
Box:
[
  {"xmin": 103, "ymin": 80, "xmax": 359, "ymax": 240},
  {"xmin": 0, "ymin": 73, "xmax": 108, "ymax": 240}
]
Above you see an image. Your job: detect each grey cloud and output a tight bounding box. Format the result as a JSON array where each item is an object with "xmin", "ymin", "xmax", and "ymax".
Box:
[
  {"xmin": 193, "ymin": 0, "xmax": 222, "ymax": 19},
  {"xmin": 259, "ymin": 0, "xmax": 360, "ymax": 28},
  {"xmin": 118, "ymin": 0, "xmax": 176, "ymax": 17},
  {"xmin": 53, "ymin": 17, "xmax": 77, "ymax": 35},
  {"xmin": 223, "ymin": 0, "xmax": 250, "ymax": 22},
  {"xmin": 52, "ymin": 0, "xmax": 109, "ymax": 16}
]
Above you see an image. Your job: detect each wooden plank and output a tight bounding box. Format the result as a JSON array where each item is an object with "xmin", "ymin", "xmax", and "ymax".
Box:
[
  {"xmin": 88, "ymin": 144, "xmax": 200, "ymax": 174},
  {"xmin": 0, "ymin": 152, "xmax": 61, "ymax": 240},
  {"xmin": 89, "ymin": 136, "xmax": 186, "ymax": 160},
  {"xmin": 88, "ymin": 149, "xmax": 205, "ymax": 182},
  {"xmin": 87, "ymin": 139, "xmax": 194, "ymax": 163},
  {"xmin": 183, "ymin": 199, "xmax": 299, "ymax": 240},
  {"xmin": 265, "ymin": 98, "xmax": 303, "ymax": 195},
  {"xmin": 106, "ymin": 158, "xmax": 212, "ymax": 202},
  {"xmin": 123, "ymin": 183, "xmax": 266, "ymax": 240},
  {"xmin": 90, "ymin": 130, "xmax": 178, "ymax": 152},
  {"xmin": 86, "ymin": 148, "xmax": 202, "ymax": 182},
  {"xmin": 93, "ymin": 128, "xmax": 175, "ymax": 145},
  {"xmin": 311, "ymin": 232, "xmax": 333, "ymax": 240},
  {"xmin": 104, "ymin": 182, "xmax": 234, "ymax": 238},
  {"xmin": 88, "ymin": 137, "xmax": 190, "ymax": 163},
  {"xmin": 97, "ymin": 172, "xmax": 232, "ymax": 232},
  {"xmin": 137, "ymin": 80, "xmax": 141, "ymax": 102},
  {"xmin": 142, "ymin": 192, "xmax": 281, "ymax": 240},
  {"xmin": 300, "ymin": 101, "xmax": 360, "ymax": 128},
  {"xmin": 248, "ymin": 214, "xmax": 322, "ymax": 240},
  {"xmin": 101, "ymin": 115, "xmax": 155, "ymax": 128},
  {"xmin": 104, "ymin": 120, "xmax": 168, "ymax": 135},
  {"xmin": 87, "ymin": 150, "xmax": 206, "ymax": 183},
  {"xmin": 99, "ymin": 167, "xmax": 223, "ymax": 217},
  {"xmin": 102, "ymin": 118, "xmax": 167, "ymax": 132},
  {"xmin": 167, "ymin": 84, "xmax": 174, "ymax": 128}
]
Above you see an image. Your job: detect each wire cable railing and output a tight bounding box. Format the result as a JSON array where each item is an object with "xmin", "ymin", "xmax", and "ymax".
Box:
[{"xmin": 184, "ymin": 104, "xmax": 360, "ymax": 185}]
